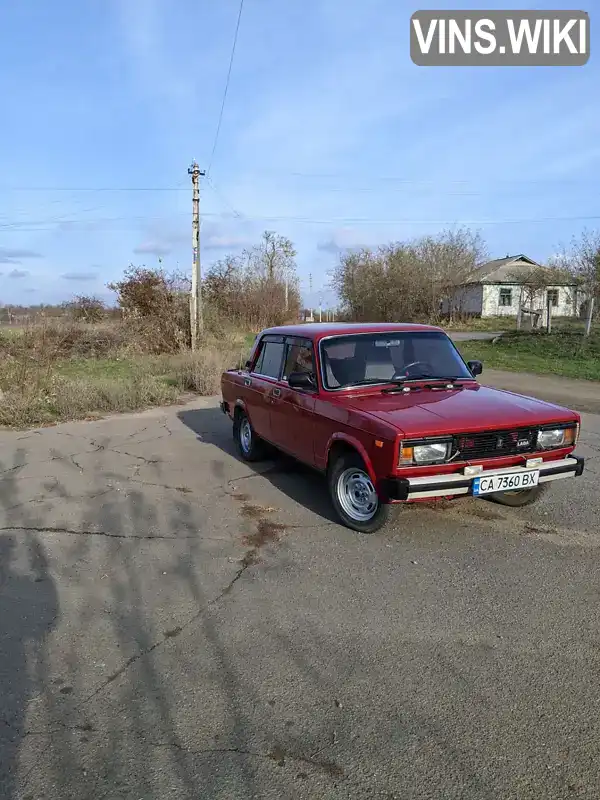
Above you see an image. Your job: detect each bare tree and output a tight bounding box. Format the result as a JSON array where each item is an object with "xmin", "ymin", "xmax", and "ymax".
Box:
[
  {"xmin": 552, "ymin": 229, "xmax": 600, "ymax": 336},
  {"xmin": 330, "ymin": 228, "xmax": 487, "ymax": 323},
  {"xmin": 411, "ymin": 228, "xmax": 488, "ymax": 321},
  {"xmin": 203, "ymin": 231, "xmax": 301, "ymax": 330}
]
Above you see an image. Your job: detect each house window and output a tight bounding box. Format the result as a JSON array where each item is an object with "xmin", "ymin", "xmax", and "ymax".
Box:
[
  {"xmin": 547, "ymin": 289, "xmax": 559, "ymax": 307},
  {"xmin": 499, "ymin": 288, "xmax": 513, "ymax": 307}
]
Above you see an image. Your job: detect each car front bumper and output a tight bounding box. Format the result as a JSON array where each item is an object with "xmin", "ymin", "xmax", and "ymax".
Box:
[{"xmin": 384, "ymin": 455, "xmax": 585, "ymax": 502}]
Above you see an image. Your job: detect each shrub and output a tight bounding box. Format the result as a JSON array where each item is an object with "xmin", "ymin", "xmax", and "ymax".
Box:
[
  {"xmin": 63, "ymin": 295, "xmax": 106, "ymax": 323},
  {"xmin": 108, "ymin": 266, "xmax": 191, "ymax": 353}
]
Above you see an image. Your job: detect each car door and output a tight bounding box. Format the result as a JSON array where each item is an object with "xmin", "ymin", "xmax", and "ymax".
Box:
[
  {"xmin": 246, "ymin": 334, "xmax": 286, "ymax": 442},
  {"xmin": 270, "ymin": 337, "xmax": 317, "ymax": 465}
]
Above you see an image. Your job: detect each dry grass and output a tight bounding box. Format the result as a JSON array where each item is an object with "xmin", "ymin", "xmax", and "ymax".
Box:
[{"xmin": 0, "ymin": 320, "xmax": 249, "ymax": 429}]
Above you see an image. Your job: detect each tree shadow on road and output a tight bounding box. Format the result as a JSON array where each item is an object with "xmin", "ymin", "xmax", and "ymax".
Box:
[
  {"xmin": 0, "ymin": 429, "xmax": 265, "ymax": 799},
  {"xmin": 0, "ymin": 464, "xmax": 59, "ymax": 800},
  {"xmin": 177, "ymin": 406, "xmax": 339, "ymax": 524}
]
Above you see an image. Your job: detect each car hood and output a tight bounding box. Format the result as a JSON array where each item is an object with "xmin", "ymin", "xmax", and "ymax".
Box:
[{"xmin": 341, "ymin": 383, "xmax": 577, "ymax": 437}]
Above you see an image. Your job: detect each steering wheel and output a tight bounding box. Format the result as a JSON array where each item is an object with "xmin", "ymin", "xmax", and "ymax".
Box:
[{"xmin": 392, "ymin": 361, "xmax": 435, "ymax": 380}]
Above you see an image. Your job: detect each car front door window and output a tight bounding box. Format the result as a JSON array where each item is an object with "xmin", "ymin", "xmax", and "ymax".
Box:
[{"xmin": 283, "ymin": 340, "xmax": 314, "ymax": 382}]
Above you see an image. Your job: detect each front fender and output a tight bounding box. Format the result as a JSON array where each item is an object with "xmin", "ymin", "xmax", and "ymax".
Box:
[{"xmin": 326, "ymin": 432, "xmax": 377, "ymax": 485}]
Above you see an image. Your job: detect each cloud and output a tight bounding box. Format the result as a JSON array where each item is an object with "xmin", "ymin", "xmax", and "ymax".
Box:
[
  {"xmin": 61, "ymin": 271, "xmax": 99, "ymax": 281},
  {"xmin": 317, "ymin": 239, "xmax": 344, "ymax": 255},
  {"xmin": 133, "ymin": 241, "xmax": 172, "ymax": 257},
  {"xmin": 8, "ymin": 269, "xmax": 29, "ymax": 279},
  {"xmin": 203, "ymin": 234, "xmax": 250, "ymax": 251},
  {"xmin": 0, "ymin": 247, "xmax": 42, "ymax": 264},
  {"xmin": 200, "ymin": 220, "xmax": 254, "ymax": 251},
  {"xmin": 317, "ymin": 229, "xmax": 367, "ymax": 254}
]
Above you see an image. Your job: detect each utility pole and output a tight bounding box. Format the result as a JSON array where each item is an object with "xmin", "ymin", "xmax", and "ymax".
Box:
[
  {"xmin": 188, "ymin": 160, "xmax": 206, "ymax": 350},
  {"xmin": 585, "ymin": 296, "xmax": 595, "ymax": 338}
]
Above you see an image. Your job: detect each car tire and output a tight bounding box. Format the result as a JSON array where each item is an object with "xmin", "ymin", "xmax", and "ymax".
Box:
[
  {"xmin": 488, "ymin": 484, "xmax": 547, "ymax": 507},
  {"xmin": 328, "ymin": 452, "xmax": 390, "ymax": 533},
  {"xmin": 234, "ymin": 410, "xmax": 265, "ymax": 462}
]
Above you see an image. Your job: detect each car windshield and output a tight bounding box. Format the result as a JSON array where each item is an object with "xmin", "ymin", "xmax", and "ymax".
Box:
[{"xmin": 320, "ymin": 331, "xmax": 473, "ymax": 389}]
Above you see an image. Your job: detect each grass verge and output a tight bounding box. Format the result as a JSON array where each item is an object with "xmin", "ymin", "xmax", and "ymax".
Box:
[
  {"xmin": 0, "ymin": 346, "xmax": 248, "ymax": 429},
  {"xmin": 457, "ymin": 330, "xmax": 600, "ymax": 382}
]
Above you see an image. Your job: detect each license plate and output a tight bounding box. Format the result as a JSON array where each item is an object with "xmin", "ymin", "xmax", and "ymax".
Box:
[{"xmin": 473, "ymin": 470, "xmax": 539, "ymax": 496}]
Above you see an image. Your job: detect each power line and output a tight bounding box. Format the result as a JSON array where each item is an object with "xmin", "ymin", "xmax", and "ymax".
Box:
[
  {"xmin": 263, "ymin": 170, "xmax": 600, "ymax": 187},
  {"xmin": 0, "ymin": 186, "xmax": 190, "ymax": 192},
  {"xmin": 3, "ymin": 210, "xmax": 600, "ymax": 234},
  {"xmin": 205, "ymin": 176, "xmax": 243, "ymax": 218},
  {"xmin": 207, "ymin": 0, "xmax": 245, "ymax": 175}
]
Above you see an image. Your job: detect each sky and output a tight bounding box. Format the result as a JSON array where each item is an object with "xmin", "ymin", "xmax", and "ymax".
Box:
[{"xmin": 0, "ymin": 0, "xmax": 598, "ymax": 310}]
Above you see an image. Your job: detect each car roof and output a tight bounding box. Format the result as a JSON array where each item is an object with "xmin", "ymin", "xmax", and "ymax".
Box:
[{"xmin": 258, "ymin": 322, "xmax": 444, "ymax": 341}]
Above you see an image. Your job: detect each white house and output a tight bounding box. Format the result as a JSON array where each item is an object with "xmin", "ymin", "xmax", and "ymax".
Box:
[{"xmin": 444, "ymin": 254, "xmax": 583, "ymax": 325}]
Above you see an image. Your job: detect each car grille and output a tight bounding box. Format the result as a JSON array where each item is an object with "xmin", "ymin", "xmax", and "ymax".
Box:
[{"xmin": 452, "ymin": 427, "xmax": 537, "ymax": 461}]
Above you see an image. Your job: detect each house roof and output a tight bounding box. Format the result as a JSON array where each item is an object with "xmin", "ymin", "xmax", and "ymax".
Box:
[
  {"xmin": 465, "ymin": 253, "xmax": 566, "ymax": 285},
  {"xmin": 464, "ymin": 254, "xmax": 546, "ymax": 284}
]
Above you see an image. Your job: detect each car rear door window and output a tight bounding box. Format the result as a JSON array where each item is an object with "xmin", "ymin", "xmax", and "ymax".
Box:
[{"xmin": 253, "ymin": 340, "xmax": 285, "ymax": 379}]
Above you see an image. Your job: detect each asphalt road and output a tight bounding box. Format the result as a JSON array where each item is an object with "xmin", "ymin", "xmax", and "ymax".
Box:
[{"xmin": 1, "ymin": 396, "xmax": 600, "ymax": 800}]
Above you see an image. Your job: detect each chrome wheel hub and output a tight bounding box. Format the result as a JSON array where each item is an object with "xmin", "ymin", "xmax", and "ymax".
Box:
[
  {"xmin": 337, "ymin": 468, "xmax": 378, "ymax": 522},
  {"xmin": 240, "ymin": 418, "xmax": 252, "ymax": 454}
]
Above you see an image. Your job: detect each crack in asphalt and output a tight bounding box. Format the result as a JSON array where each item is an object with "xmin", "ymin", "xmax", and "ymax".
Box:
[
  {"xmin": 128, "ymin": 480, "xmax": 192, "ymax": 494},
  {"xmin": 227, "ymin": 465, "xmax": 281, "ymax": 486},
  {"xmin": 145, "ymin": 740, "xmax": 344, "ymax": 778},
  {"xmin": 76, "ymin": 557, "xmax": 253, "ymax": 711},
  {"xmin": 0, "ymin": 463, "xmax": 27, "ymax": 476},
  {"xmin": 109, "ymin": 449, "xmax": 161, "ymax": 465},
  {"xmin": 0, "ymin": 525, "xmax": 219, "ymax": 542},
  {"xmin": 0, "ymin": 446, "xmax": 104, "ymax": 477}
]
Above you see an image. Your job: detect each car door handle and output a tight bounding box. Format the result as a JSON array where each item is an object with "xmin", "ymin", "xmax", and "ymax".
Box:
[
  {"xmin": 272, "ymin": 387, "xmax": 281, "ymax": 398},
  {"xmin": 244, "ymin": 378, "xmax": 251, "ymax": 387}
]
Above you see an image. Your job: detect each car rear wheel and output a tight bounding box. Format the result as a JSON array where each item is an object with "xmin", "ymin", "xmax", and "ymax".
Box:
[
  {"xmin": 234, "ymin": 411, "xmax": 265, "ymax": 462},
  {"xmin": 488, "ymin": 484, "xmax": 547, "ymax": 507},
  {"xmin": 328, "ymin": 452, "xmax": 390, "ymax": 533}
]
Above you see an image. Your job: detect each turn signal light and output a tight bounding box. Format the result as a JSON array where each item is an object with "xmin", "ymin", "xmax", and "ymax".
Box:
[{"xmin": 399, "ymin": 446, "xmax": 413, "ymax": 464}]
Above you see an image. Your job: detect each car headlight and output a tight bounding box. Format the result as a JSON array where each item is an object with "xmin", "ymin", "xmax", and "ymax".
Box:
[
  {"xmin": 537, "ymin": 426, "xmax": 577, "ymax": 449},
  {"xmin": 399, "ymin": 441, "xmax": 451, "ymax": 465}
]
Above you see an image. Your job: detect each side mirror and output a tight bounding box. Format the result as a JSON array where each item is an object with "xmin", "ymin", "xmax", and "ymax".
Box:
[
  {"xmin": 288, "ymin": 371, "xmax": 316, "ymax": 391},
  {"xmin": 467, "ymin": 360, "xmax": 483, "ymax": 377},
  {"xmin": 244, "ymin": 359, "xmax": 251, "ymax": 371}
]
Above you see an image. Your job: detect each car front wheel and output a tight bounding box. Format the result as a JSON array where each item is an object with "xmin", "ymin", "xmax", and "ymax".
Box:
[
  {"xmin": 489, "ymin": 484, "xmax": 547, "ymax": 507},
  {"xmin": 328, "ymin": 452, "xmax": 390, "ymax": 533}
]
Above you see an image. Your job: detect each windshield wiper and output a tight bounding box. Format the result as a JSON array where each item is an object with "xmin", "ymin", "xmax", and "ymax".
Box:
[
  {"xmin": 422, "ymin": 376, "xmax": 470, "ymax": 389},
  {"xmin": 381, "ymin": 379, "xmax": 415, "ymax": 394},
  {"xmin": 381, "ymin": 376, "xmax": 470, "ymax": 393},
  {"xmin": 341, "ymin": 376, "xmax": 472, "ymax": 392}
]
